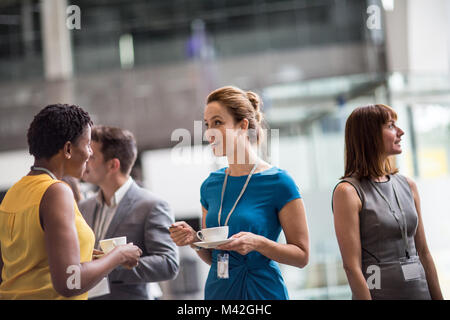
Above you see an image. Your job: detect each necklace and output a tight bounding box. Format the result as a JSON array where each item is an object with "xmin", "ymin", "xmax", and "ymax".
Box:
[{"xmin": 30, "ymin": 166, "xmax": 57, "ymax": 180}]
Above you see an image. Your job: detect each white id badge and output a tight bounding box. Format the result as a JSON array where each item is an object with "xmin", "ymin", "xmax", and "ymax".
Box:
[
  {"xmin": 217, "ymin": 253, "xmax": 229, "ymax": 279},
  {"xmin": 400, "ymin": 260, "xmax": 421, "ymax": 281}
]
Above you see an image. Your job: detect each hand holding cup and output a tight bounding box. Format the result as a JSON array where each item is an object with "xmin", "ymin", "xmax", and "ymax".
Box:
[
  {"xmin": 113, "ymin": 243, "xmax": 142, "ymax": 269},
  {"xmin": 169, "ymin": 221, "xmax": 198, "ymax": 246}
]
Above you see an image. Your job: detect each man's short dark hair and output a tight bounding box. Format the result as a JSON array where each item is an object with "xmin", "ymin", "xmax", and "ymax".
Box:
[
  {"xmin": 27, "ymin": 104, "xmax": 93, "ymax": 159},
  {"xmin": 91, "ymin": 125, "xmax": 138, "ymax": 175}
]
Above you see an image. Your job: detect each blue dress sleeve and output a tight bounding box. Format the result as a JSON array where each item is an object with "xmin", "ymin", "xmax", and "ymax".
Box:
[
  {"xmin": 274, "ymin": 170, "xmax": 301, "ymax": 212},
  {"xmin": 200, "ymin": 178, "xmax": 209, "ymax": 210}
]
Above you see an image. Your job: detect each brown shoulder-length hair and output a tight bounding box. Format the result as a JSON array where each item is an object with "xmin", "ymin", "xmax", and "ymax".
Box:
[{"xmin": 342, "ymin": 104, "xmax": 399, "ymax": 180}]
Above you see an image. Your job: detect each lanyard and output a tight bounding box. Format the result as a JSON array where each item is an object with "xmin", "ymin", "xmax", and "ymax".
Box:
[
  {"xmin": 218, "ymin": 160, "xmax": 259, "ymax": 227},
  {"xmin": 31, "ymin": 166, "xmax": 57, "ymax": 180},
  {"xmin": 369, "ymin": 177, "xmax": 410, "ymax": 259}
]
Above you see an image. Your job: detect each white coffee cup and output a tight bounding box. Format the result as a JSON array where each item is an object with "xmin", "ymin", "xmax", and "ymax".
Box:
[
  {"xmin": 99, "ymin": 236, "xmax": 127, "ymax": 254},
  {"xmin": 196, "ymin": 226, "xmax": 229, "ymax": 242}
]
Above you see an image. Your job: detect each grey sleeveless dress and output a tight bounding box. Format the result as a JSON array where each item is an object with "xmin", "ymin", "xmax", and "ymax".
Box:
[{"xmin": 333, "ymin": 174, "xmax": 431, "ymax": 300}]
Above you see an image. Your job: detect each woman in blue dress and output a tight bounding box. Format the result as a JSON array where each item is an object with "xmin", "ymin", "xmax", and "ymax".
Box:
[{"xmin": 169, "ymin": 86, "xmax": 309, "ymax": 300}]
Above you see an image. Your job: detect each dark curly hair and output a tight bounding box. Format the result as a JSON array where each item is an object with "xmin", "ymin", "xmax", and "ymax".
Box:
[{"xmin": 27, "ymin": 104, "xmax": 93, "ymax": 159}]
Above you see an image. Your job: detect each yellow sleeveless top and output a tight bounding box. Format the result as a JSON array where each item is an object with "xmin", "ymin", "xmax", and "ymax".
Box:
[{"xmin": 0, "ymin": 174, "xmax": 95, "ymax": 300}]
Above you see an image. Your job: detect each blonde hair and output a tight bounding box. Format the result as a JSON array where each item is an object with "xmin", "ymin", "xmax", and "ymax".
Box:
[{"xmin": 206, "ymin": 86, "xmax": 265, "ymax": 144}]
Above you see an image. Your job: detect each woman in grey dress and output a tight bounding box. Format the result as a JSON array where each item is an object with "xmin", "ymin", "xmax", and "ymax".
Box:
[{"xmin": 332, "ymin": 104, "xmax": 443, "ymax": 300}]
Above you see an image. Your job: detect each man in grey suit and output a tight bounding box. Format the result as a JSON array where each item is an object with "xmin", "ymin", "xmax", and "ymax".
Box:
[{"xmin": 79, "ymin": 125, "xmax": 179, "ymax": 299}]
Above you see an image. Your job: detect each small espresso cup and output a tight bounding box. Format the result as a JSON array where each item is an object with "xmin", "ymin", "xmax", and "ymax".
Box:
[
  {"xmin": 196, "ymin": 226, "xmax": 229, "ymax": 242},
  {"xmin": 99, "ymin": 236, "xmax": 127, "ymax": 254}
]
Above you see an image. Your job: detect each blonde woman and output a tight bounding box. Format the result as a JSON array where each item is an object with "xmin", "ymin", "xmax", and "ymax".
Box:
[{"xmin": 170, "ymin": 86, "xmax": 309, "ymax": 300}]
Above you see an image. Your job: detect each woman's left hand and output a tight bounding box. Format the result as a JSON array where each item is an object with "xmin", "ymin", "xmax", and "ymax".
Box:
[{"xmin": 216, "ymin": 232, "xmax": 265, "ymax": 255}]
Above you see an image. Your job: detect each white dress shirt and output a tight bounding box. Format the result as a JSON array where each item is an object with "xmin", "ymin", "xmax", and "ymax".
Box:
[{"xmin": 93, "ymin": 177, "xmax": 134, "ymax": 247}]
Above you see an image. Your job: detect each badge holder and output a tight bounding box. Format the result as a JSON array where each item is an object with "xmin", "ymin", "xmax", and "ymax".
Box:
[
  {"xmin": 370, "ymin": 179, "xmax": 422, "ymax": 283},
  {"xmin": 215, "ymin": 161, "xmax": 258, "ymax": 281},
  {"xmin": 217, "ymin": 253, "xmax": 229, "ymax": 279},
  {"xmin": 400, "ymin": 255, "xmax": 422, "ymax": 281}
]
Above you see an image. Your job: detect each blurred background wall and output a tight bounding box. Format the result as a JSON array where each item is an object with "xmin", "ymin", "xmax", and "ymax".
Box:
[{"xmin": 1, "ymin": 0, "xmax": 450, "ymax": 299}]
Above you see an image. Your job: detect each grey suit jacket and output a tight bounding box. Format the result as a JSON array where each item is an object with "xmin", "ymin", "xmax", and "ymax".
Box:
[{"xmin": 78, "ymin": 181, "xmax": 179, "ymax": 299}]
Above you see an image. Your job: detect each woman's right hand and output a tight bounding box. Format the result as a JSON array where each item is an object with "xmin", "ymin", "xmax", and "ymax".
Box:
[
  {"xmin": 169, "ymin": 221, "xmax": 198, "ymax": 246},
  {"xmin": 112, "ymin": 243, "xmax": 142, "ymax": 269}
]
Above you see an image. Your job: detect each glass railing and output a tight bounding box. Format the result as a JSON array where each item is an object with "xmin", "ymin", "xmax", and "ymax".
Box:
[{"xmin": 0, "ymin": 0, "xmax": 371, "ymax": 82}]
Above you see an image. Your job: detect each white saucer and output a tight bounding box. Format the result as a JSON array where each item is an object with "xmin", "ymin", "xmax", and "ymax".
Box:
[{"xmin": 193, "ymin": 238, "xmax": 234, "ymax": 249}]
